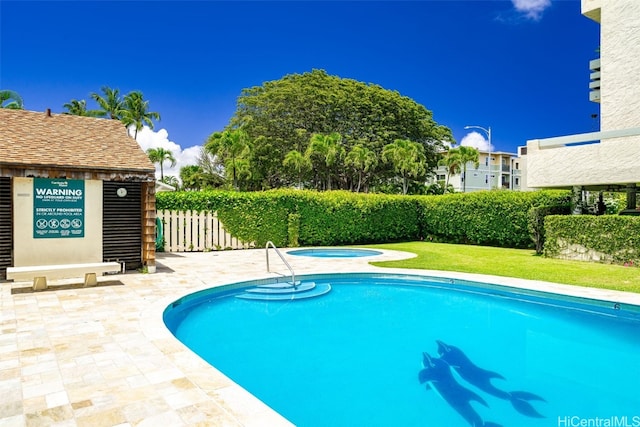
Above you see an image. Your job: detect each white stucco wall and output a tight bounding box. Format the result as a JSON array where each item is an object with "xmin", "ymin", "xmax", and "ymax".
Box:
[
  {"xmin": 13, "ymin": 177, "xmax": 103, "ymax": 266},
  {"xmin": 526, "ymin": 135, "xmax": 640, "ymax": 188},
  {"xmin": 600, "ymin": 1, "xmax": 640, "ymax": 133},
  {"xmin": 527, "ymin": 1, "xmax": 640, "ymax": 189}
]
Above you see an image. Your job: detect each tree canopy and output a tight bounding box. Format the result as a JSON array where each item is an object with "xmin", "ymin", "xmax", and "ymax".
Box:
[
  {"xmin": 64, "ymin": 86, "xmax": 160, "ymax": 140},
  {"xmin": 219, "ymin": 69, "xmax": 453, "ymax": 192}
]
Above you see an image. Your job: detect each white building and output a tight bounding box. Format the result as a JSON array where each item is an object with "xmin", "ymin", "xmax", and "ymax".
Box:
[
  {"xmin": 525, "ymin": 0, "xmax": 640, "ymax": 211},
  {"xmin": 431, "ymin": 149, "xmax": 524, "ymax": 192}
]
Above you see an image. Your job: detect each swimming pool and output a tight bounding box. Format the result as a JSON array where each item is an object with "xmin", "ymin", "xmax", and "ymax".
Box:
[
  {"xmin": 287, "ymin": 248, "xmax": 383, "ymax": 258},
  {"xmin": 163, "ymin": 273, "xmax": 640, "ymax": 427}
]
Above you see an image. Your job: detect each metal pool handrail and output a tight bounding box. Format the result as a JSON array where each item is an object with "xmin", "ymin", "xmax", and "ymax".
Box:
[{"xmin": 265, "ymin": 241, "xmax": 296, "ymax": 288}]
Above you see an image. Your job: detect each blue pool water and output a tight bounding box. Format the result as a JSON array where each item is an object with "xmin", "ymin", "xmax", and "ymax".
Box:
[
  {"xmin": 287, "ymin": 248, "xmax": 382, "ymax": 258},
  {"xmin": 164, "ymin": 273, "xmax": 640, "ymax": 427}
]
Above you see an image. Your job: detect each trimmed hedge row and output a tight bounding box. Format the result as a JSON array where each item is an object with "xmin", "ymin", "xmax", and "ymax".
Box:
[
  {"xmin": 544, "ymin": 215, "xmax": 640, "ymax": 265},
  {"xmin": 156, "ymin": 189, "xmax": 571, "ymax": 249},
  {"xmin": 528, "ymin": 205, "xmax": 573, "ymax": 254},
  {"xmin": 418, "ymin": 190, "xmax": 571, "ymax": 248}
]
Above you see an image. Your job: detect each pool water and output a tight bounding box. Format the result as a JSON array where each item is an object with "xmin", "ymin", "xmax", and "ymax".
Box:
[
  {"xmin": 164, "ymin": 274, "xmax": 640, "ymax": 427},
  {"xmin": 286, "ymin": 248, "xmax": 382, "ymax": 258}
]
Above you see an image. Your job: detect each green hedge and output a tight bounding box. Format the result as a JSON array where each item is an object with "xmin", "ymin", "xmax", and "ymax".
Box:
[
  {"xmin": 417, "ymin": 190, "xmax": 571, "ymax": 248},
  {"xmin": 528, "ymin": 204, "xmax": 573, "ymax": 254},
  {"xmin": 156, "ymin": 189, "xmax": 571, "ymax": 249},
  {"xmin": 156, "ymin": 190, "xmax": 420, "ymax": 247},
  {"xmin": 544, "ymin": 215, "xmax": 640, "ymax": 265},
  {"xmin": 292, "ymin": 191, "xmax": 420, "ymax": 246}
]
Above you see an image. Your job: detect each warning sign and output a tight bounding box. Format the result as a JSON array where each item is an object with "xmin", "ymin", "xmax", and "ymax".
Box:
[{"xmin": 33, "ymin": 178, "xmax": 85, "ymax": 238}]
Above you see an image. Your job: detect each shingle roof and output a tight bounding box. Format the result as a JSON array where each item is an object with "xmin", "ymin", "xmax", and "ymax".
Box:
[{"xmin": 0, "ymin": 109, "xmax": 155, "ymax": 173}]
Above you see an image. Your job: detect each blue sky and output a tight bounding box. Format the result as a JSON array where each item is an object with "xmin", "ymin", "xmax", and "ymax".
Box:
[{"xmin": 1, "ymin": 0, "xmax": 600, "ymax": 177}]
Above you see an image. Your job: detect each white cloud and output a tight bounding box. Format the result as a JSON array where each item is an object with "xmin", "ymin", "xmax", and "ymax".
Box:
[
  {"xmin": 460, "ymin": 131, "xmax": 494, "ymax": 152},
  {"xmin": 511, "ymin": 0, "xmax": 551, "ymax": 20},
  {"xmin": 133, "ymin": 125, "xmax": 202, "ymax": 180}
]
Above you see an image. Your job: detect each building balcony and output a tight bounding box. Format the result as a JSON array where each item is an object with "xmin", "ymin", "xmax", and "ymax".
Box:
[
  {"xmin": 526, "ymin": 127, "xmax": 640, "ymax": 190},
  {"xmin": 590, "ymin": 58, "xmax": 601, "ymax": 103}
]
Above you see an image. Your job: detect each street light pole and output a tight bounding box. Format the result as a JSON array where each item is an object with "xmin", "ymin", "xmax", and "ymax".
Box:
[{"xmin": 464, "ymin": 125, "xmax": 492, "ymax": 191}]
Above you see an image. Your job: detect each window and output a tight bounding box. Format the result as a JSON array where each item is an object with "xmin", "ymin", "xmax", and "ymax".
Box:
[
  {"xmin": 515, "ymin": 162, "xmax": 519, "ymax": 170},
  {"xmin": 515, "ymin": 178, "xmax": 520, "ymax": 185},
  {"xmin": 485, "ymin": 174, "xmax": 488, "ymax": 184}
]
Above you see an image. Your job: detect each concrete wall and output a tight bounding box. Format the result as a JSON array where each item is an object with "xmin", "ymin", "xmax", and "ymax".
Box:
[
  {"xmin": 600, "ymin": 1, "xmax": 640, "ymax": 133},
  {"xmin": 13, "ymin": 177, "xmax": 103, "ymax": 266},
  {"xmin": 527, "ymin": 135, "xmax": 640, "ymax": 188},
  {"xmin": 527, "ymin": 1, "xmax": 640, "ymax": 189}
]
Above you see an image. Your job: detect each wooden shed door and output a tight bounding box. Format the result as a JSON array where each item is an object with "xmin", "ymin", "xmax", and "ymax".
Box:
[
  {"xmin": 0, "ymin": 177, "xmax": 11, "ymax": 280},
  {"xmin": 103, "ymin": 181, "xmax": 142, "ymax": 270}
]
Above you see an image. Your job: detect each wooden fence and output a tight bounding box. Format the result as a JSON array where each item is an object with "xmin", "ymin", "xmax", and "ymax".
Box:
[{"xmin": 157, "ymin": 210, "xmax": 253, "ymax": 252}]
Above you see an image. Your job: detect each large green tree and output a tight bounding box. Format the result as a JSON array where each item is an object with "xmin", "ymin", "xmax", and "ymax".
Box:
[
  {"xmin": 345, "ymin": 144, "xmax": 377, "ymax": 192},
  {"xmin": 305, "ymin": 132, "xmax": 345, "ymax": 190},
  {"xmin": 0, "ymin": 90, "xmax": 23, "ymax": 109},
  {"xmin": 282, "ymin": 149, "xmax": 311, "ymax": 189},
  {"xmin": 205, "ymin": 129, "xmax": 252, "ymax": 190},
  {"xmin": 227, "ymin": 69, "xmax": 453, "ymax": 190},
  {"xmin": 381, "ymin": 138, "xmax": 427, "ymax": 195}
]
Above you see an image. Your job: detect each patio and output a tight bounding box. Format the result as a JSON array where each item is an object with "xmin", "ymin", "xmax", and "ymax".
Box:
[{"xmin": 2, "ymin": 248, "xmax": 639, "ymax": 426}]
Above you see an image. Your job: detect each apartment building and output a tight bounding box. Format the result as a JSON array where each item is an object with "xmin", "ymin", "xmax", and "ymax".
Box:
[
  {"xmin": 525, "ymin": 1, "xmax": 640, "ymax": 211},
  {"xmin": 430, "ymin": 149, "xmax": 524, "ymax": 192}
]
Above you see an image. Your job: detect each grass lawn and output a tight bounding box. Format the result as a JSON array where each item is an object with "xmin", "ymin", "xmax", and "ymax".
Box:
[{"xmin": 366, "ymin": 241, "xmax": 640, "ymax": 294}]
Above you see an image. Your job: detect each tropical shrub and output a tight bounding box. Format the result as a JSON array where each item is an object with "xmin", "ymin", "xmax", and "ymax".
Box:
[{"xmin": 544, "ymin": 215, "xmax": 640, "ymax": 265}]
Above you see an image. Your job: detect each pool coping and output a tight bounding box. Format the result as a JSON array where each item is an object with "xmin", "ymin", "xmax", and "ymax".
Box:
[{"xmin": 2, "ymin": 248, "xmax": 640, "ymax": 426}]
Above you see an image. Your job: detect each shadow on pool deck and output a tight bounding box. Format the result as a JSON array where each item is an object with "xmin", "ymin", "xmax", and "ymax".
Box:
[{"xmin": 10, "ymin": 280, "xmax": 125, "ymax": 294}]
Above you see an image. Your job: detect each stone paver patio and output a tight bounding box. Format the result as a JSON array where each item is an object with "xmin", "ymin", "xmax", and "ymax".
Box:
[{"xmin": 2, "ymin": 248, "xmax": 639, "ymax": 426}]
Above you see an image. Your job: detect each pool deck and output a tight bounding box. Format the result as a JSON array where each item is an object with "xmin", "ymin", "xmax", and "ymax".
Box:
[{"xmin": 2, "ymin": 248, "xmax": 640, "ymax": 426}]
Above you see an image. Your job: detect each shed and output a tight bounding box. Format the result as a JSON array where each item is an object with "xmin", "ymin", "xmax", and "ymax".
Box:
[{"xmin": 0, "ymin": 108, "xmax": 157, "ymax": 280}]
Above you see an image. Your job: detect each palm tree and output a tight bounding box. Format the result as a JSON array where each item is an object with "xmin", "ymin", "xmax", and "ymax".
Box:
[
  {"xmin": 438, "ymin": 148, "xmax": 462, "ymax": 189},
  {"xmin": 91, "ymin": 86, "xmax": 125, "ymax": 120},
  {"xmin": 345, "ymin": 144, "xmax": 378, "ymax": 192},
  {"xmin": 283, "ymin": 149, "xmax": 312, "ymax": 189},
  {"xmin": 305, "ymin": 132, "xmax": 344, "ymax": 190},
  {"xmin": 62, "ymin": 99, "xmax": 102, "ymax": 117},
  {"xmin": 146, "ymin": 147, "xmax": 176, "ymax": 180},
  {"xmin": 0, "ymin": 90, "xmax": 23, "ymax": 109},
  {"xmin": 457, "ymin": 146, "xmax": 480, "ymax": 192},
  {"xmin": 382, "ymin": 138, "xmax": 426, "ymax": 195},
  {"xmin": 205, "ymin": 129, "xmax": 252, "ymax": 189},
  {"xmin": 121, "ymin": 91, "xmax": 161, "ymax": 140}
]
